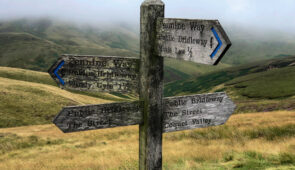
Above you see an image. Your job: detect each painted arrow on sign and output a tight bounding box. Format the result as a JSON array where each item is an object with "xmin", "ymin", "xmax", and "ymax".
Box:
[
  {"xmin": 53, "ymin": 92, "xmax": 235, "ymax": 133},
  {"xmin": 156, "ymin": 18, "xmax": 231, "ymax": 65},
  {"xmin": 48, "ymin": 55, "xmax": 140, "ymax": 93}
]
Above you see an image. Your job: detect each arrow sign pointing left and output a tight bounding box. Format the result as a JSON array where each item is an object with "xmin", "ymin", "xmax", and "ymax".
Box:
[
  {"xmin": 48, "ymin": 55, "xmax": 140, "ymax": 93},
  {"xmin": 53, "ymin": 101, "xmax": 143, "ymax": 133},
  {"xmin": 53, "ymin": 60, "xmax": 65, "ymax": 85},
  {"xmin": 156, "ymin": 18, "xmax": 231, "ymax": 65}
]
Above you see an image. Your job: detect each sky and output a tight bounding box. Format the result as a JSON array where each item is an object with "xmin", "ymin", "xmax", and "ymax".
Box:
[{"xmin": 0, "ymin": 0, "xmax": 294, "ymax": 33}]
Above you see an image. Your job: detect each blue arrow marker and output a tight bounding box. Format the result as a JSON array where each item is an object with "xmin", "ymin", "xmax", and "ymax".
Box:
[
  {"xmin": 210, "ymin": 27, "xmax": 223, "ymax": 59},
  {"xmin": 54, "ymin": 60, "xmax": 65, "ymax": 85}
]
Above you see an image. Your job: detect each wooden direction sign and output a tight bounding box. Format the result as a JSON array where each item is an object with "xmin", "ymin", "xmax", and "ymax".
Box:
[
  {"xmin": 53, "ymin": 92, "xmax": 235, "ymax": 133},
  {"xmin": 163, "ymin": 92, "xmax": 235, "ymax": 133},
  {"xmin": 49, "ymin": 0, "xmax": 234, "ymax": 169},
  {"xmin": 156, "ymin": 18, "xmax": 231, "ymax": 65},
  {"xmin": 53, "ymin": 101, "xmax": 143, "ymax": 133},
  {"xmin": 48, "ymin": 55, "xmax": 139, "ymax": 93}
]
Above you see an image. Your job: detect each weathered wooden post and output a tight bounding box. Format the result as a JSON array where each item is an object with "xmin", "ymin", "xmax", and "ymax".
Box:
[{"xmin": 139, "ymin": 0, "xmax": 164, "ymax": 169}]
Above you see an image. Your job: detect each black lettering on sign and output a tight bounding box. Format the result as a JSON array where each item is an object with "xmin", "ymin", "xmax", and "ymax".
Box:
[
  {"xmin": 164, "ymin": 112, "xmax": 178, "ymax": 118},
  {"xmin": 68, "ymin": 80, "xmax": 90, "ymax": 89},
  {"xmin": 158, "ymin": 34, "xmax": 175, "ymax": 42},
  {"xmin": 162, "ymin": 21, "xmax": 186, "ymax": 30},
  {"xmin": 175, "ymin": 48, "xmax": 185, "ymax": 55},
  {"xmin": 192, "ymin": 118, "xmax": 211, "ymax": 125},
  {"xmin": 53, "ymin": 101, "xmax": 143, "ymax": 133},
  {"xmin": 69, "ymin": 58, "xmax": 107, "ymax": 67},
  {"xmin": 167, "ymin": 99, "xmax": 187, "ymax": 107},
  {"xmin": 159, "ymin": 45, "xmax": 172, "ymax": 53},
  {"xmin": 67, "ymin": 122, "xmax": 82, "ymax": 129},
  {"xmin": 48, "ymin": 55, "xmax": 140, "ymax": 93},
  {"xmin": 88, "ymin": 119, "xmax": 111, "ymax": 127},
  {"xmin": 189, "ymin": 22, "xmax": 205, "ymax": 32},
  {"xmin": 191, "ymin": 96, "xmax": 224, "ymax": 104},
  {"xmin": 67, "ymin": 109, "xmax": 95, "ymax": 118},
  {"xmin": 162, "ymin": 92, "xmax": 236, "ymax": 133},
  {"xmin": 181, "ymin": 109, "xmax": 202, "ymax": 116},
  {"xmin": 113, "ymin": 60, "xmax": 136, "ymax": 68},
  {"xmin": 155, "ymin": 18, "xmax": 232, "ymax": 65},
  {"xmin": 97, "ymin": 83, "xmax": 114, "ymax": 90},
  {"xmin": 164, "ymin": 121, "xmax": 188, "ymax": 129},
  {"xmin": 178, "ymin": 36, "xmax": 208, "ymax": 47}
]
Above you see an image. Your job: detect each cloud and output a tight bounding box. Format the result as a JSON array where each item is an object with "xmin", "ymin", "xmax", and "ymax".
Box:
[
  {"xmin": 226, "ymin": 0, "xmax": 250, "ymax": 12},
  {"xmin": 0, "ymin": 0, "xmax": 294, "ymax": 33}
]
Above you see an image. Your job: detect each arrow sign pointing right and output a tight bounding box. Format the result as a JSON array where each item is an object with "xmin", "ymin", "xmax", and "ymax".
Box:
[
  {"xmin": 163, "ymin": 92, "xmax": 236, "ymax": 133},
  {"xmin": 156, "ymin": 18, "xmax": 231, "ymax": 65}
]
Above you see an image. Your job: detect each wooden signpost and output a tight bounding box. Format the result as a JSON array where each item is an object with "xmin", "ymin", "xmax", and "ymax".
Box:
[{"xmin": 49, "ymin": 0, "xmax": 234, "ymax": 169}]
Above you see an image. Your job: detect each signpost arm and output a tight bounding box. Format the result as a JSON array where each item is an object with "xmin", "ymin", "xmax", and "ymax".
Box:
[{"xmin": 139, "ymin": 0, "xmax": 165, "ymax": 169}]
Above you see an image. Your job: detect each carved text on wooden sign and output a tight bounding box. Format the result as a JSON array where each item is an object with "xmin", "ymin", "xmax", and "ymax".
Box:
[
  {"xmin": 53, "ymin": 101, "xmax": 143, "ymax": 133},
  {"xmin": 53, "ymin": 92, "xmax": 235, "ymax": 133},
  {"xmin": 163, "ymin": 92, "xmax": 235, "ymax": 133},
  {"xmin": 48, "ymin": 55, "xmax": 140, "ymax": 93},
  {"xmin": 156, "ymin": 18, "xmax": 231, "ymax": 65}
]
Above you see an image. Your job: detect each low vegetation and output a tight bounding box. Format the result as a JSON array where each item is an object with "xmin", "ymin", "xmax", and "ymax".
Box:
[
  {"xmin": 0, "ymin": 77, "xmax": 115, "ymax": 128},
  {"xmin": 0, "ymin": 18, "xmax": 294, "ymax": 170},
  {"xmin": 165, "ymin": 56, "xmax": 295, "ymax": 113},
  {"xmin": 0, "ymin": 111, "xmax": 293, "ymax": 169}
]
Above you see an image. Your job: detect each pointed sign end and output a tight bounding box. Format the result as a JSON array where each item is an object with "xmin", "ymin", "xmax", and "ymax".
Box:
[{"xmin": 48, "ymin": 58, "xmax": 65, "ymax": 86}]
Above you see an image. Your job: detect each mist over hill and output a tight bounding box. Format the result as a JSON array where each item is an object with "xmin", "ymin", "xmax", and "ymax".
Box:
[
  {"xmin": 0, "ymin": 18, "xmax": 139, "ymax": 71},
  {"xmin": 1, "ymin": 18, "xmax": 295, "ymax": 70}
]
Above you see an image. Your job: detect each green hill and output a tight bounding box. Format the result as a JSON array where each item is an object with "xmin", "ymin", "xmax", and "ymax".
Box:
[
  {"xmin": 0, "ymin": 18, "xmax": 295, "ymax": 127},
  {"xmin": 165, "ymin": 56, "xmax": 295, "ymax": 113},
  {"xmin": 0, "ymin": 18, "xmax": 229, "ymax": 83},
  {"xmin": 163, "ymin": 58, "xmax": 229, "ymax": 82},
  {"xmin": 1, "ymin": 56, "xmax": 294, "ymax": 128},
  {"xmin": 0, "ymin": 18, "xmax": 139, "ymax": 72},
  {"xmin": 1, "ymin": 18, "xmax": 295, "ymax": 83},
  {"xmin": 0, "ymin": 67, "xmax": 130, "ymax": 128},
  {"xmin": 222, "ymin": 26, "xmax": 295, "ymax": 65}
]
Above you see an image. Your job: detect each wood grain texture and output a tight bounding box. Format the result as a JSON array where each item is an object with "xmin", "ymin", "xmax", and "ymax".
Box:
[
  {"xmin": 156, "ymin": 18, "xmax": 231, "ymax": 65},
  {"xmin": 48, "ymin": 55, "xmax": 139, "ymax": 94},
  {"xmin": 53, "ymin": 92, "xmax": 235, "ymax": 133},
  {"xmin": 139, "ymin": 0, "xmax": 165, "ymax": 169},
  {"xmin": 53, "ymin": 101, "xmax": 143, "ymax": 133},
  {"xmin": 163, "ymin": 92, "xmax": 235, "ymax": 133}
]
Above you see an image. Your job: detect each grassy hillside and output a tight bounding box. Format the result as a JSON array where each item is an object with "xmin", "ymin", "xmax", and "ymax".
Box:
[
  {"xmin": 164, "ymin": 58, "xmax": 229, "ymax": 82},
  {"xmin": 0, "ymin": 111, "xmax": 294, "ymax": 169},
  {"xmin": 0, "ymin": 77, "xmax": 114, "ymax": 128},
  {"xmin": 165, "ymin": 56, "xmax": 295, "ymax": 113},
  {"xmin": 0, "ymin": 66, "xmax": 56, "ymax": 86},
  {"xmin": 0, "ymin": 67, "xmax": 133, "ymax": 128},
  {"xmin": 222, "ymin": 26, "xmax": 295, "ymax": 65},
  {"xmin": 0, "ymin": 18, "xmax": 230, "ymax": 83},
  {"xmin": 0, "ymin": 54, "xmax": 295, "ymax": 127},
  {"xmin": 1, "ymin": 18, "xmax": 295, "ymax": 83},
  {"xmin": 0, "ymin": 18, "xmax": 139, "ymax": 72}
]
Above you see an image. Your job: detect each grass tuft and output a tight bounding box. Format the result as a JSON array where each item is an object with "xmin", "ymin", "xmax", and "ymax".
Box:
[
  {"xmin": 0, "ymin": 133, "xmax": 64, "ymax": 154},
  {"xmin": 246, "ymin": 124, "xmax": 295, "ymax": 141}
]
